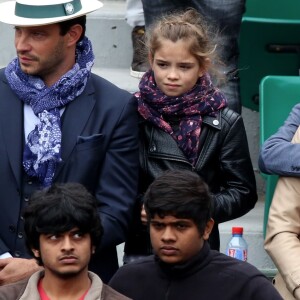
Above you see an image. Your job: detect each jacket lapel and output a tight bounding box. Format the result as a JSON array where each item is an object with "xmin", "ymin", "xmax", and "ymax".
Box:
[{"xmin": 54, "ymin": 78, "xmax": 96, "ymax": 179}]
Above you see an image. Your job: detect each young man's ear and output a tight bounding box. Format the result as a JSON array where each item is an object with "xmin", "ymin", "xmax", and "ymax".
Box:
[
  {"xmin": 32, "ymin": 248, "xmax": 40, "ymax": 258},
  {"xmin": 202, "ymin": 218, "xmax": 214, "ymax": 241}
]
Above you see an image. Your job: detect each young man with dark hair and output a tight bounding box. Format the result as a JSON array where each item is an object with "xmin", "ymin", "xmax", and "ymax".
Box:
[
  {"xmin": 0, "ymin": 183, "xmax": 131, "ymax": 300},
  {"xmin": 109, "ymin": 170, "xmax": 282, "ymax": 300}
]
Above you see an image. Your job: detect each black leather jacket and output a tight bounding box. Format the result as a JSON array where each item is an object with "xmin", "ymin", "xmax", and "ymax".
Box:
[{"xmin": 125, "ymin": 107, "xmax": 257, "ymax": 254}]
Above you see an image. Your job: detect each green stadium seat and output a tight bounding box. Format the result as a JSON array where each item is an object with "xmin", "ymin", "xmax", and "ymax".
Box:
[
  {"xmin": 239, "ymin": 18, "xmax": 300, "ymax": 111},
  {"xmin": 244, "ymin": 0, "xmax": 300, "ymax": 19},
  {"xmin": 259, "ymin": 75, "xmax": 300, "ymax": 236}
]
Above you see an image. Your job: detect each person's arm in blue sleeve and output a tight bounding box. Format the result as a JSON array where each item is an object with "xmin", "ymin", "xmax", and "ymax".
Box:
[{"xmin": 259, "ymin": 103, "xmax": 300, "ymax": 176}]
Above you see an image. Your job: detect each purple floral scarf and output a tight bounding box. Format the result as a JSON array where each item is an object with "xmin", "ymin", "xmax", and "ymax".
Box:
[
  {"xmin": 5, "ymin": 37, "xmax": 94, "ymax": 187},
  {"xmin": 136, "ymin": 70, "xmax": 227, "ymax": 165}
]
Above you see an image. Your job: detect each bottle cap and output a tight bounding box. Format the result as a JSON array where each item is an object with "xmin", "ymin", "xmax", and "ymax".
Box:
[{"xmin": 232, "ymin": 227, "xmax": 243, "ymax": 235}]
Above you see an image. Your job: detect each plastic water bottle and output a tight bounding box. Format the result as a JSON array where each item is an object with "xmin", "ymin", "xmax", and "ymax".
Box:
[{"xmin": 226, "ymin": 227, "xmax": 248, "ymax": 261}]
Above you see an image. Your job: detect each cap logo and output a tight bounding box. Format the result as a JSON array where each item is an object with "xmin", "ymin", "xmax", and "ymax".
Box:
[
  {"xmin": 64, "ymin": 3, "xmax": 75, "ymax": 15},
  {"xmin": 15, "ymin": 0, "xmax": 82, "ymax": 19}
]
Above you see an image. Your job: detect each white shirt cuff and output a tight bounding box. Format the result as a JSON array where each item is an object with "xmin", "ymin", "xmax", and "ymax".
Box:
[{"xmin": 0, "ymin": 252, "xmax": 12, "ymax": 259}]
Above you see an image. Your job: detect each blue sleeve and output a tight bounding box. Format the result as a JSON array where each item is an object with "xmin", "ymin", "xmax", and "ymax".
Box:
[{"xmin": 259, "ymin": 103, "xmax": 300, "ymax": 176}]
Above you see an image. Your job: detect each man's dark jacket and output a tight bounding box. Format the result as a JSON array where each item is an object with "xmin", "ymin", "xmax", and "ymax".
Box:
[
  {"xmin": 110, "ymin": 242, "xmax": 283, "ymax": 300},
  {"xmin": 0, "ymin": 68, "xmax": 139, "ymax": 283}
]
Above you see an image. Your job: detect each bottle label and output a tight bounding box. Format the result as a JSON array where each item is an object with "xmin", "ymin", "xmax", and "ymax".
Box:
[{"xmin": 227, "ymin": 248, "xmax": 247, "ymax": 261}]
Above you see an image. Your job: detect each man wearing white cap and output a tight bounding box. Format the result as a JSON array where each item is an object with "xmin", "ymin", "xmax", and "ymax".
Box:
[{"xmin": 0, "ymin": 0, "xmax": 139, "ymax": 285}]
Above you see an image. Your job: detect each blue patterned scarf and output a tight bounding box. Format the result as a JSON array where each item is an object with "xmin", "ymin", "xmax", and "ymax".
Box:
[
  {"xmin": 5, "ymin": 37, "xmax": 94, "ymax": 187},
  {"xmin": 136, "ymin": 70, "xmax": 227, "ymax": 166}
]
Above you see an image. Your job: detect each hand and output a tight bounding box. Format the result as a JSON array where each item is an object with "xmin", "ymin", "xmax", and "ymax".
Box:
[
  {"xmin": 141, "ymin": 204, "xmax": 148, "ymax": 225},
  {"xmin": 0, "ymin": 257, "xmax": 42, "ymax": 285}
]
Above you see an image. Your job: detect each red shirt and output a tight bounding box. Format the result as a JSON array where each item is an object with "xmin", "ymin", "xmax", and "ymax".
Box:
[{"xmin": 38, "ymin": 279, "xmax": 89, "ymax": 300}]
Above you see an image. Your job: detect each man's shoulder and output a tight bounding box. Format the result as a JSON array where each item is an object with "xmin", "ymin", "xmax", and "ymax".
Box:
[
  {"xmin": 88, "ymin": 73, "xmax": 136, "ymax": 111},
  {"xmin": 0, "ymin": 67, "xmax": 6, "ymax": 82},
  {"xmin": 102, "ymin": 284, "xmax": 132, "ymax": 300},
  {"xmin": 0, "ymin": 277, "xmax": 29, "ymax": 300},
  {"xmin": 210, "ymin": 251, "xmax": 265, "ymax": 279},
  {"xmin": 89, "ymin": 73, "xmax": 131, "ymax": 96}
]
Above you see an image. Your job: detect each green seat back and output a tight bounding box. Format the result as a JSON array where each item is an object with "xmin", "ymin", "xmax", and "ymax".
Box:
[
  {"xmin": 259, "ymin": 75, "xmax": 300, "ymax": 236},
  {"xmin": 239, "ymin": 18, "xmax": 300, "ymax": 111},
  {"xmin": 244, "ymin": 0, "xmax": 300, "ymax": 19}
]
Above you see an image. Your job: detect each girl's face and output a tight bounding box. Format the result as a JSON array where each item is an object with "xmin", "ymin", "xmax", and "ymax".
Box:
[{"xmin": 149, "ymin": 38, "xmax": 205, "ymax": 97}]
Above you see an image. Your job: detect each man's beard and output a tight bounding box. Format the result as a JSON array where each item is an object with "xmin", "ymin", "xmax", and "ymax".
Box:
[{"xmin": 49, "ymin": 266, "xmax": 86, "ymax": 280}]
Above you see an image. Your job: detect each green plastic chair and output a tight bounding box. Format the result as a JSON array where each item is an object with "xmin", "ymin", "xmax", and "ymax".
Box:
[
  {"xmin": 239, "ymin": 0, "xmax": 300, "ymax": 111},
  {"xmin": 239, "ymin": 18, "xmax": 300, "ymax": 111},
  {"xmin": 244, "ymin": 0, "xmax": 300, "ymax": 19},
  {"xmin": 259, "ymin": 75, "xmax": 300, "ymax": 236}
]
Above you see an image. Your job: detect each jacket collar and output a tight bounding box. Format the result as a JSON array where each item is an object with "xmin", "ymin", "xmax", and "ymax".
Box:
[
  {"xmin": 202, "ymin": 110, "xmax": 222, "ymax": 130},
  {"xmin": 19, "ymin": 270, "xmax": 103, "ymax": 300},
  {"xmin": 156, "ymin": 241, "xmax": 212, "ymax": 279}
]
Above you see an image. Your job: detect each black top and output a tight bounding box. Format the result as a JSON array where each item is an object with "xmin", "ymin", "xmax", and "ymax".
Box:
[{"xmin": 110, "ymin": 242, "xmax": 283, "ymax": 300}]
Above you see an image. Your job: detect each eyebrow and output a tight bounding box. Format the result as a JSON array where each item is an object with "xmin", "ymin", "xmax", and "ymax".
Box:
[
  {"xmin": 151, "ymin": 219, "xmax": 192, "ymax": 225},
  {"xmin": 155, "ymin": 59, "xmax": 195, "ymax": 65},
  {"xmin": 155, "ymin": 59, "xmax": 168, "ymax": 63}
]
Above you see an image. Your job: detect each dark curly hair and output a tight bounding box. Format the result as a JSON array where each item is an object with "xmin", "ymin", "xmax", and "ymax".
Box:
[{"xmin": 23, "ymin": 182, "xmax": 103, "ymax": 266}]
